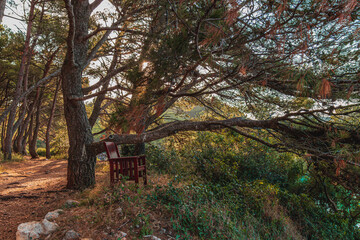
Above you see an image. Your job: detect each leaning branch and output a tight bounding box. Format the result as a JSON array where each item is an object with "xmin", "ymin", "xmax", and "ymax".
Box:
[
  {"xmin": 89, "ymin": 105, "xmax": 360, "ymax": 155},
  {"xmin": 90, "ymin": 117, "xmax": 274, "ymax": 154},
  {"xmin": 0, "ymin": 69, "xmax": 61, "ymax": 124}
]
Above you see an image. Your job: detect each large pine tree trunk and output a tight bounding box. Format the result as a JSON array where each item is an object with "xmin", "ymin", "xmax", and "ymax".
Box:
[{"xmin": 61, "ymin": 1, "xmax": 95, "ymax": 190}]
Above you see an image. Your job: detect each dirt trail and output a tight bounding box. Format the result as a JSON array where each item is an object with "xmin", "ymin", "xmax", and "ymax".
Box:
[{"xmin": 0, "ymin": 158, "xmax": 73, "ymax": 240}]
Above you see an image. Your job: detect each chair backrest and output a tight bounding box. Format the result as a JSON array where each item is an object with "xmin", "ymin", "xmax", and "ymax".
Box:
[{"xmin": 103, "ymin": 142, "xmax": 121, "ymax": 159}]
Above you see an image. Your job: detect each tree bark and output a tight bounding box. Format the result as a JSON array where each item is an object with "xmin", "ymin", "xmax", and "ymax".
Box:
[
  {"xmin": 1, "ymin": 115, "xmax": 6, "ymax": 152},
  {"xmin": 45, "ymin": 79, "xmax": 60, "ymax": 159},
  {"xmin": 61, "ymin": 0, "xmax": 95, "ymax": 190},
  {"xmin": 26, "ymin": 114, "xmax": 34, "ymax": 154},
  {"xmin": 14, "ymin": 101, "xmax": 33, "ymax": 154},
  {"xmin": 29, "ymin": 88, "xmax": 44, "ymax": 158},
  {"xmin": 0, "ymin": 0, "xmax": 5, "ymax": 23}
]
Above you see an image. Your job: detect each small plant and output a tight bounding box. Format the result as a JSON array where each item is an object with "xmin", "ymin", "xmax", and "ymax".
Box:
[
  {"xmin": 0, "ymin": 152, "xmax": 24, "ymax": 162},
  {"xmin": 0, "ymin": 164, "xmax": 5, "ymax": 173},
  {"xmin": 37, "ymin": 148, "xmax": 46, "ymax": 157},
  {"xmin": 132, "ymin": 213, "xmax": 153, "ymax": 238},
  {"xmin": 52, "ymin": 153, "xmax": 68, "ymax": 160}
]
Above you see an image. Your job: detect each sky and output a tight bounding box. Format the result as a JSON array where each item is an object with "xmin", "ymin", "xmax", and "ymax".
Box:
[
  {"xmin": 2, "ymin": 0, "xmax": 112, "ymax": 31},
  {"xmin": 2, "ymin": 0, "xmax": 115, "ymax": 89}
]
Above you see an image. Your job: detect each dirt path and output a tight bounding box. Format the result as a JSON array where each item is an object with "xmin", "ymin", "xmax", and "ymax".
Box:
[{"xmin": 0, "ymin": 158, "xmax": 74, "ymax": 239}]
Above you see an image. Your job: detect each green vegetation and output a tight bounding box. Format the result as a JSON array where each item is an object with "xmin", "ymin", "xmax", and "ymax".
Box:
[{"xmin": 146, "ymin": 131, "xmax": 360, "ymax": 239}]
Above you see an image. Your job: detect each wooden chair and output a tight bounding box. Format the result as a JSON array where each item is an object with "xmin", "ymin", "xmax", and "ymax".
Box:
[{"xmin": 103, "ymin": 142, "xmax": 147, "ymax": 185}]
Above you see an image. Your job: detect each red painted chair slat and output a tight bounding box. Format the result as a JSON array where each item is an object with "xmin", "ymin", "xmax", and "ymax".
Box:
[{"xmin": 103, "ymin": 142, "xmax": 147, "ymax": 185}]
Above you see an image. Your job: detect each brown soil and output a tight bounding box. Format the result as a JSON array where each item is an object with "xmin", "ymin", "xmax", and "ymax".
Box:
[
  {"xmin": 0, "ymin": 158, "xmax": 177, "ymax": 240},
  {"xmin": 0, "ymin": 157, "xmax": 74, "ymax": 240}
]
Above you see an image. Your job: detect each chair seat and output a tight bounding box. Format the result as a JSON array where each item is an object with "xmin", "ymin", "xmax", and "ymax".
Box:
[{"xmin": 104, "ymin": 142, "xmax": 147, "ymax": 185}]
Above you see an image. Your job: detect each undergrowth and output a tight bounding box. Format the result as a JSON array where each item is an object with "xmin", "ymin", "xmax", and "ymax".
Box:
[
  {"xmin": 0, "ymin": 151, "xmax": 24, "ymax": 162},
  {"xmin": 145, "ymin": 131, "xmax": 360, "ymax": 240}
]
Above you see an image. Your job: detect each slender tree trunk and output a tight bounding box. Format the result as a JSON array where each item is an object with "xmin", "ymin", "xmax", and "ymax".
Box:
[
  {"xmin": 13, "ymin": 102, "xmax": 27, "ymax": 153},
  {"xmin": 15, "ymin": 96, "xmax": 36, "ymax": 155},
  {"xmin": 27, "ymin": 113, "xmax": 34, "ymax": 147},
  {"xmin": 29, "ymin": 89, "xmax": 44, "ymax": 158},
  {"xmin": 14, "ymin": 106, "xmax": 31, "ymax": 154},
  {"xmin": 61, "ymin": 1, "xmax": 95, "ymax": 189},
  {"xmin": 0, "ymin": 0, "xmax": 5, "ymax": 23},
  {"xmin": 1, "ymin": 116, "xmax": 6, "ymax": 152},
  {"xmin": 21, "ymin": 115, "xmax": 33, "ymax": 155},
  {"xmin": 45, "ymin": 79, "xmax": 60, "ymax": 159},
  {"xmin": 3, "ymin": 1, "xmax": 36, "ymax": 160}
]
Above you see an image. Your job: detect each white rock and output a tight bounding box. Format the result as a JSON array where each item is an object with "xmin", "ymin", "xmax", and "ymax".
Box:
[
  {"xmin": 64, "ymin": 200, "xmax": 80, "ymax": 208},
  {"xmin": 144, "ymin": 235, "xmax": 161, "ymax": 240},
  {"xmin": 45, "ymin": 209, "xmax": 64, "ymax": 221},
  {"xmin": 41, "ymin": 219, "xmax": 59, "ymax": 235},
  {"xmin": 16, "ymin": 221, "xmax": 44, "ymax": 240},
  {"xmin": 63, "ymin": 229, "xmax": 81, "ymax": 240},
  {"xmin": 114, "ymin": 231, "xmax": 127, "ymax": 239},
  {"xmin": 115, "ymin": 207, "xmax": 123, "ymax": 215}
]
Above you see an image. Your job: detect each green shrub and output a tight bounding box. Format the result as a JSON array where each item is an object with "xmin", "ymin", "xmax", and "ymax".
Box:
[
  {"xmin": 148, "ymin": 183, "xmax": 246, "ymax": 239},
  {"xmin": 149, "ymin": 180, "xmax": 360, "ymax": 240},
  {"xmin": 52, "ymin": 152, "xmax": 68, "ymax": 160},
  {"xmin": 37, "ymin": 148, "xmax": 46, "ymax": 157},
  {"xmin": 37, "ymin": 147, "xmax": 60, "ymax": 157},
  {"xmin": 12, "ymin": 153, "xmax": 24, "ymax": 162},
  {"xmin": 146, "ymin": 131, "xmax": 360, "ymax": 239},
  {"xmin": 146, "ymin": 144, "xmax": 194, "ymax": 178},
  {"xmin": 0, "ymin": 152, "xmax": 24, "ymax": 162}
]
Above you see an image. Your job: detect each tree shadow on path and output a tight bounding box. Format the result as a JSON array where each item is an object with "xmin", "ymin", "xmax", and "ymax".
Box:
[{"xmin": 0, "ymin": 158, "xmax": 75, "ymax": 239}]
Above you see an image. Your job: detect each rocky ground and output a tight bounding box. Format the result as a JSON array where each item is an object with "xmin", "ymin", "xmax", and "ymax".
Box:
[
  {"xmin": 0, "ymin": 158, "xmax": 74, "ymax": 239},
  {"xmin": 0, "ymin": 158, "xmax": 172, "ymax": 240}
]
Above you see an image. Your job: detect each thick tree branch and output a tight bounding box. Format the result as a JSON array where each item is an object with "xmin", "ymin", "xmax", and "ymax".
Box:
[
  {"xmin": 90, "ymin": 117, "xmax": 274, "ymax": 154},
  {"xmin": 71, "ymin": 84, "xmax": 131, "ymax": 101},
  {"xmin": 89, "ymin": 0, "xmax": 103, "ymax": 12},
  {"xmin": 82, "ymin": 64, "xmax": 131, "ymax": 94}
]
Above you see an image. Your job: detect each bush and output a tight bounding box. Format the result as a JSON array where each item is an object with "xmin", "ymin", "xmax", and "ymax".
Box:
[
  {"xmin": 146, "ymin": 144, "xmax": 194, "ymax": 178},
  {"xmin": 37, "ymin": 147, "xmax": 60, "ymax": 157},
  {"xmin": 146, "ymin": 131, "xmax": 360, "ymax": 239},
  {"xmin": 149, "ymin": 180, "xmax": 360, "ymax": 240},
  {"xmin": 0, "ymin": 151, "xmax": 24, "ymax": 162},
  {"xmin": 37, "ymin": 148, "xmax": 46, "ymax": 157},
  {"xmin": 148, "ymin": 182, "xmax": 246, "ymax": 239}
]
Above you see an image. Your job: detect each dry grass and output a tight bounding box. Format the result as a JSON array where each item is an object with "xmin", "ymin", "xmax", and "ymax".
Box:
[
  {"xmin": 262, "ymin": 196, "xmax": 304, "ymax": 240},
  {"xmin": 49, "ymin": 166, "xmax": 176, "ymax": 240},
  {"xmin": 0, "ymin": 164, "xmax": 5, "ymax": 173}
]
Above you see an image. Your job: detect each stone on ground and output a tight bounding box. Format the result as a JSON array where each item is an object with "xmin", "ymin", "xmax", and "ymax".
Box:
[
  {"xmin": 45, "ymin": 209, "xmax": 64, "ymax": 221},
  {"xmin": 144, "ymin": 235, "xmax": 161, "ymax": 240},
  {"xmin": 63, "ymin": 229, "xmax": 81, "ymax": 240},
  {"xmin": 16, "ymin": 219, "xmax": 58, "ymax": 240},
  {"xmin": 64, "ymin": 200, "xmax": 80, "ymax": 208},
  {"xmin": 114, "ymin": 231, "xmax": 127, "ymax": 239}
]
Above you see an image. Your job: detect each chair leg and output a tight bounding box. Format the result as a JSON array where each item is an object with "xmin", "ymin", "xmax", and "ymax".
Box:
[
  {"xmin": 115, "ymin": 160, "xmax": 119, "ymax": 182},
  {"xmin": 120, "ymin": 160, "xmax": 124, "ymax": 180},
  {"xmin": 143, "ymin": 169, "xmax": 147, "ymax": 185},
  {"xmin": 134, "ymin": 158, "xmax": 139, "ymax": 184},
  {"xmin": 109, "ymin": 159, "xmax": 114, "ymax": 185}
]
